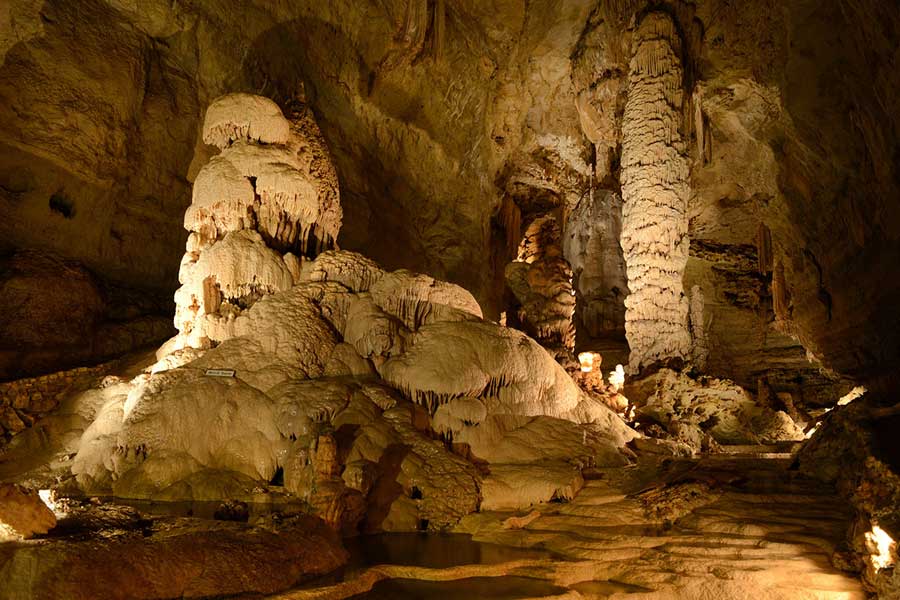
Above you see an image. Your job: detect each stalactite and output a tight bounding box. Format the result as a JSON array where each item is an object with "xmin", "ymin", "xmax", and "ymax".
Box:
[
  {"xmin": 498, "ymin": 195, "xmax": 522, "ymax": 258},
  {"xmin": 173, "ymin": 94, "xmax": 341, "ymax": 349},
  {"xmin": 430, "ymin": 0, "xmax": 445, "ymax": 61},
  {"xmin": 756, "ymin": 223, "xmax": 773, "ymax": 275},
  {"xmin": 619, "ymin": 11, "xmax": 691, "ymax": 373},
  {"xmin": 773, "ymin": 256, "xmax": 790, "ymax": 323}
]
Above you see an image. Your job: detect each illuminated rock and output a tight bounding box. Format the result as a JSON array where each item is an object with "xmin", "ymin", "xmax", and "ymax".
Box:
[
  {"xmin": 0, "ymin": 483, "xmax": 55, "ymax": 540},
  {"xmin": 171, "ymin": 93, "xmax": 341, "ymax": 352},
  {"xmin": 626, "ymin": 369, "xmax": 804, "ymax": 450},
  {"xmin": 619, "ymin": 12, "xmax": 692, "ymax": 373}
]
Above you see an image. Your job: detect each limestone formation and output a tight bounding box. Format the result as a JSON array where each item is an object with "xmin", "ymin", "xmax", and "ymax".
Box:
[
  {"xmin": 799, "ymin": 393, "xmax": 900, "ymax": 596},
  {"xmin": 61, "ymin": 108, "xmax": 634, "ymax": 521},
  {"xmin": 626, "ymin": 369, "xmax": 805, "ymax": 451},
  {"xmin": 70, "ymin": 243, "xmax": 635, "ymax": 529},
  {"xmin": 173, "ymin": 93, "xmax": 341, "ymax": 351},
  {"xmin": 563, "ymin": 190, "xmax": 629, "ymax": 346},
  {"xmin": 504, "ymin": 215, "xmax": 576, "ymax": 353},
  {"xmin": 619, "ymin": 12, "xmax": 692, "ymax": 374},
  {"xmin": 1, "ymin": 3, "xmax": 899, "ymax": 599}
]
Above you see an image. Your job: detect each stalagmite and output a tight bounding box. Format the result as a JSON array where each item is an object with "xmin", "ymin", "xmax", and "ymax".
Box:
[
  {"xmin": 171, "ymin": 93, "xmax": 342, "ymax": 352},
  {"xmin": 505, "ymin": 215, "xmax": 576, "ymax": 353},
  {"xmin": 619, "ymin": 12, "xmax": 692, "ymax": 373}
]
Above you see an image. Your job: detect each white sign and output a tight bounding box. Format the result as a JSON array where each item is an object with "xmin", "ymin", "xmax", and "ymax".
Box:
[{"xmin": 205, "ymin": 368, "xmax": 236, "ymax": 378}]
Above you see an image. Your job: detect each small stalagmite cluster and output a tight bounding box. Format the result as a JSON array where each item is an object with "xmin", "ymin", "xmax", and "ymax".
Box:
[
  {"xmin": 619, "ymin": 12, "xmax": 692, "ymax": 374},
  {"xmin": 173, "ymin": 93, "xmax": 341, "ymax": 351}
]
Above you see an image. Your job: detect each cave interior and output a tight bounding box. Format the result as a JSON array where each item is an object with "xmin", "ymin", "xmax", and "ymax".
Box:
[{"xmin": 0, "ymin": 0, "xmax": 899, "ymax": 598}]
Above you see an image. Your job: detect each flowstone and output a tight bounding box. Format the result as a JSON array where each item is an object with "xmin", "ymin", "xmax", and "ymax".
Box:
[{"xmin": 64, "ymin": 93, "xmax": 636, "ymax": 530}]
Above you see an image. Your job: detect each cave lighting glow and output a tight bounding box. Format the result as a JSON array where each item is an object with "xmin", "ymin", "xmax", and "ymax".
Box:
[
  {"xmin": 866, "ymin": 524, "xmax": 896, "ymax": 571},
  {"xmin": 38, "ymin": 489, "xmax": 57, "ymax": 513},
  {"xmin": 578, "ymin": 352, "xmax": 595, "ymax": 373},
  {"xmin": 609, "ymin": 364, "xmax": 625, "ymax": 392}
]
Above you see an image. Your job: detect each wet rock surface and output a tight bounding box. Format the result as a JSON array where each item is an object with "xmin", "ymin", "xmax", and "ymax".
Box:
[
  {"xmin": 0, "ymin": 503, "xmax": 347, "ymax": 600},
  {"xmin": 267, "ymin": 455, "xmax": 867, "ymax": 600}
]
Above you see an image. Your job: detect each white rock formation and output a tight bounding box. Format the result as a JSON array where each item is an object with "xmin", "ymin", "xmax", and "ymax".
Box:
[
  {"xmin": 620, "ymin": 12, "xmax": 692, "ymax": 373},
  {"xmin": 379, "ymin": 320, "xmax": 634, "ymax": 444},
  {"xmin": 68, "ymin": 95, "xmax": 636, "ymax": 528},
  {"xmin": 72, "ymin": 251, "xmax": 636, "ymax": 521},
  {"xmin": 172, "ymin": 93, "xmax": 342, "ymax": 351},
  {"xmin": 202, "ymin": 93, "xmax": 292, "ymax": 149}
]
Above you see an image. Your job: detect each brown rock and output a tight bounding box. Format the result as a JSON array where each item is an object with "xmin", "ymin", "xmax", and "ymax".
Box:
[
  {"xmin": 0, "ymin": 483, "xmax": 56, "ymax": 540},
  {"xmin": 0, "ymin": 405, "xmax": 25, "ymax": 433},
  {"xmin": 312, "ymin": 434, "xmax": 341, "ymax": 480},
  {"xmin": 0, "ymin": 511, "xmax": 347, "ymax": 600}
]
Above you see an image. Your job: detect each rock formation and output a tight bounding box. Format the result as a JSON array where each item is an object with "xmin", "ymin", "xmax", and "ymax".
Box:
[
  {"xmin": 172, "ymin": 93, "xmax": 341, "ymax": 351},
  {"xmin": 504, "ymin": 215, "xmax": 576, "ymax": 356},
  {"xmin": 0, "ymin": 2, "xmax": 899, "ymax": 599},
  {"xmin": 625, "ymin": 368, "xmax": 805, "ymax": 452},
  {"xmin": 61, "ymin": 94, "xmax": 635, "ymax": 539},
  {"xmin": 619, "ymin": 12, "xmax": 692, "ymax": 374},
  {"xmin": 0, "ymin": 251, "xmax": 173, "ymax": 381},
  {"xmin": 563, "ymin": 190, "xmax": 629, "ymax": 349},
  {"xmin": 0, "ymin": 483, "xmax": 55, "ymax": 540}
]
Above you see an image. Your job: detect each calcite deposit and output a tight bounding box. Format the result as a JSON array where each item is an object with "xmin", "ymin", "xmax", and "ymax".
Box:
[
  {"xmin": 56, "ymin": 95, "xmax": 637, "ymax": 541},
  {"xmin": 625, "ymin": 368, "xmax": 805, "ymax": 452},
  {"xmin": 619, "ymin": 12, "xmax": 692, "ymax": 374},
  {"xmin": 1, "ymin": 2, "xmax": 898, "ymax": 599},
  {"xmin": 173, "ymin": 93, "xmax": 341, "ymax": 351}
]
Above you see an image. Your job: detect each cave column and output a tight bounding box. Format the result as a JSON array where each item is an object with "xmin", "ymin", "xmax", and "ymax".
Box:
[{"xmin": 619, "ymin": 11, "xmax": 691, "ymax": 373}]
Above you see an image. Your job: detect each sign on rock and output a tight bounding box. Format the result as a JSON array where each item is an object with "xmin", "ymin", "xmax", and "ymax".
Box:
[{"xmin": 205, "ymin": 368, "xmax": 236, "ymax": 378}]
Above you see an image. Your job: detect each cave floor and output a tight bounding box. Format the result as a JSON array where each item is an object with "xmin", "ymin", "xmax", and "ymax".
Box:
[{"xmin": 274, "ymin": 454, "xmax": 866, "ymax": 600}]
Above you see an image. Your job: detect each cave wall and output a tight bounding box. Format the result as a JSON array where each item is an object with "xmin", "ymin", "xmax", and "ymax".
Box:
[{"xmin": 686, "ymin": 0, "xmax": 900, "ymax": 387}]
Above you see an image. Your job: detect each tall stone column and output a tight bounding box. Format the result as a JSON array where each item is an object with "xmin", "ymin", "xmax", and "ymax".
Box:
[{"xmin": 619, "ymin": 12, "xmax": 691, "ymax": 373}]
